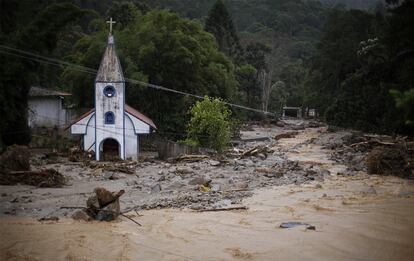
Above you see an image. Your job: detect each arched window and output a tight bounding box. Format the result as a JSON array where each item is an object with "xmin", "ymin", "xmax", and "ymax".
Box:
[
  {"xmin": 104, "ymin": 112, "xmax": 115, "ymax": 124},
  {"xmin": 103, "ymin": 85, "xmax": 116, "ymax": 97}
]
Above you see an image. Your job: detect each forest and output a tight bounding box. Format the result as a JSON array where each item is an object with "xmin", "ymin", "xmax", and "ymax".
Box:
[{"xmin": 0, "ymin": 0, "xmax": 413, "ymax": 147}]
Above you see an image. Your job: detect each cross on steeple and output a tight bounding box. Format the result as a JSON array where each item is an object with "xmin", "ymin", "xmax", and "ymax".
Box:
[{"xmin": 106, "ymin": 17, "xmax": 116, "ymax": 34}]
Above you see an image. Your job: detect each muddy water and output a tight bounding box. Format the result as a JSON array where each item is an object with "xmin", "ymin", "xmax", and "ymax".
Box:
[{"xmin": 1, "ymin": 128, "xmax": 414, "ymax": 261}]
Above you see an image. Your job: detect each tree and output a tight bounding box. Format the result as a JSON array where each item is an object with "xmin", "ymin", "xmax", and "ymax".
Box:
[
  {"xmin": 303, "ymin": 0, "xmax": 414, "ymax": 134},
  {"xmin": 0, "ymin": 2, "xmax": 87, "ymax": 145},
  {"xmin": 204, "ymin": 0, "xmax": 243, "ymax": 62},
  {"xmin": 186, "ymin": 96, "xmax": 232, "ymax": 151},
  {"xmin": 390, "ymin": 89, "xmax": 414, "ymax": 125}
]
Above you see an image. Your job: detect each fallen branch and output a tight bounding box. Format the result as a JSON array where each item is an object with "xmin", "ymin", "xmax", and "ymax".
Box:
[
  {"xmin": 349, "ymin": 140, "xmax": 396, "ymax": 147},
  {"xmin": 61, "ymin": 206, "xmax": 142, "ymax": 226},
  {"xmin": 120, "ymin": 213, "xmax": 142, "ymax": 226},
  {"xmin": 174, "ymin": 154, "xmax": 210, "ymax": 163},
  {"xmin": 195, "ymin": 206, "xmax": 248, "ymax": 212},
  {"xmin": 241, "ymin": 145, "xmax": 272, "ymax": 158},
  {"xmin": 274, "ymin": 131, "xmax": 298, "ymax": 140}
]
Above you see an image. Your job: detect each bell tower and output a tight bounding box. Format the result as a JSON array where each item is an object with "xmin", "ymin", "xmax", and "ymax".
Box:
[{"xmin": 94, "ymin": 18, "xmax": 125, "ymax": 160}]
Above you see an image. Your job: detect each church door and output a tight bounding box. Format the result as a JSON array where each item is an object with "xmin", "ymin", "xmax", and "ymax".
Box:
[{"xmin": 100, "ymin": 138, "xmax": 121, "ymax": 161}]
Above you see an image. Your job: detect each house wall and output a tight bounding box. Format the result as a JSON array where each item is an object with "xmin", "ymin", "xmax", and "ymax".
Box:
[{"xmin": 28, "ymin": 97, "xmax": 65, "ymax": 128}]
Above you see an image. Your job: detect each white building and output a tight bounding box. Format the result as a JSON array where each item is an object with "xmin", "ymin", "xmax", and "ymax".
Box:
[
  {"xmin": 70, "ymin": 31, "xmax": 156, "ymax": 161},
  {"xmin": 28, "ymin": 86, "xmax": 73, "ymax": 128}
]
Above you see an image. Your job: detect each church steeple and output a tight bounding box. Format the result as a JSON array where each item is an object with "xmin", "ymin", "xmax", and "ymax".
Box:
[{"xmin": 95, "ymin": 18, "xmax": 124, "ymax": 82}]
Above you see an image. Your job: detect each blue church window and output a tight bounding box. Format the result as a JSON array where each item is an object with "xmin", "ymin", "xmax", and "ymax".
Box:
[
  {"xmin": 104, "ymin": 112, "xmax": 115, "ymax": 124},
  {"xmin": 103, "ymin": 85, "xmax": 116, "ymax": 97}
]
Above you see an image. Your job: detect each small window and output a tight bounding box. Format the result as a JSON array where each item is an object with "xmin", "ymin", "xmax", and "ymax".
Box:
[
  {"xmin": 103, "ymin": 85, "xmax": 116, "ymax": 97},
  {"xmin": 104, "ymin": 112, "xmax": 115, "ymax": 124}
]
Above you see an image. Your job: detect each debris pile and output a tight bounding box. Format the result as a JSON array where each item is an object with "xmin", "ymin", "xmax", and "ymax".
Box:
[
  {"xmin": 274, "ymin": 131, "xmax": 298, "ymax": 140},
  {"xmin": 0, "ymin": 145, "xmax": 30, "ymax": 172},
  {"xmin": 86, "ymin": 161, "xmax": 138, "ymax": 174},
  {"xmin": 366, "ymin": 147, "xmax": 412, "ymax": 177},
  {"xmin": 172, "ymin": 154, "xmax": 210, "ymax": 163},
  {"xmin": 68, "ymin": 147, "xmax": 94, "ymax": 162},
  {"xmin": 0, "ymin": 169, "xmax": 66, "ymax": 187},
  {"xmin": 72, "ymin": 187, "xmax": 125, "ymax": 221},
  {"xmin": 241, "ymin": 145, "xmax": 274, "ymax": 159},
  {"xmin": 318, "ymin": 131, "xmax": 414, "ymax": 176}
]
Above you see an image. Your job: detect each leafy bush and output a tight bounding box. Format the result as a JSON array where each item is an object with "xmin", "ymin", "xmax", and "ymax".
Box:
[
  {"xmin": 187, "ymin": 96, "xmax": 232, "ymax": 152},
  {"xmin": 390, "ymin": 89, "xmax": 414, "ymax": 125}
]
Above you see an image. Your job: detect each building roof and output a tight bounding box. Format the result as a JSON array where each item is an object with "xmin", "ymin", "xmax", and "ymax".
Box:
[
  {"xmin": 125, "ymin": 104, "xmax": 157, "ymax": 130},
  {"xmin": 95, "ymin": 35, "xmax": 124, "ymax": 82},
  {"xmin": 68, "ymin": 105, "xmax": 157, "ymax": 130},
  {"xmin": 29, "ymin": 86, "xmax": 71, "ymax": 97}
]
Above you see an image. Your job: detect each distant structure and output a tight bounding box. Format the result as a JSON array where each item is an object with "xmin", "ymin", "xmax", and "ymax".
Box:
[
  {"xmin": 306, "ymin": 108, "xmax": 317, "ymax": 118},
  {"xmin": 282, "ymin": 106, "xmax": 302, "ymax": 118},
  {"xmin": 70, "ymin": 18, "xmax": 156, "ymax": 161},
  {"xmin": 28, "ymin": 86, "xmax": 73, "ymax": 128}
]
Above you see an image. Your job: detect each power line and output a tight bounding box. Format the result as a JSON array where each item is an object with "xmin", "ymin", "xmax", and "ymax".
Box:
[
  {"xmin": 6, "ymin": 113, "xmax": 211, "ymax": 140},
  {"xmin": 0, "ymin": 44, "xmax": 275, "ymax": 116}
]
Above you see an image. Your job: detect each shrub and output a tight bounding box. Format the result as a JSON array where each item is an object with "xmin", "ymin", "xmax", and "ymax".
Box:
[{"xmin": 187, "ymin": 96, "xmax": 232, "ymax": 152}]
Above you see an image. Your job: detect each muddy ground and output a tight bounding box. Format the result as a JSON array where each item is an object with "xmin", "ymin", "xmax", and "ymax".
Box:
[
  {"xmin": 1, "ymin": 119, "xmax": 414, "ymax": 261},
  {"xmin": 0, "ymin": 120, "xmax": 335, "ymax": 218}
]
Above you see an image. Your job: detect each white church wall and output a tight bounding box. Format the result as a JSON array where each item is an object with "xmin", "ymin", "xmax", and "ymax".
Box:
[
  {"xmin": 125, "ymin": 115, "xmax": 138, "ymax": 160},
  {"xmin": 83, "ymin": 114, "xmax": 96, "ymax": 152},
  {"xmin": 95, "ymin": 82, "xmax": 125, "ymax": 160},
  {"xmin": 71, "ymin": 113, "xmax": 94, "ymax": 134}
]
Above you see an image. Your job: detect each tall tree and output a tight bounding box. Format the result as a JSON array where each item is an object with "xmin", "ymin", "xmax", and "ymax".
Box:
[
  {"xmin": 0, "ymin": 2, "xmax": 87, "ymax": 146},
  {"xmin": 204, "ymin": 0, "xmax": 243, "ymax": 63}
]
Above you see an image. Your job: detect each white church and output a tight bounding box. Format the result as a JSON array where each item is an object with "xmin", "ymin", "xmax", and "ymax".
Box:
[{"xmin": 70, "ymin": 19, "xmax": 156, "ymax": 161}]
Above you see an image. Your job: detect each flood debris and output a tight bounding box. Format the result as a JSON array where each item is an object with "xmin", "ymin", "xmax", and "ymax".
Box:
[
  {"xmin": 279, "ymin": 222, "xmax": 316, "ymax": 230},
  {"xmin": 86, "ymin": 161, "xmax": 138, "ymax": 174},
  {"xmin": 0, "ymin": 145, "xmax": 30, "ymax": 172},
  {"xmin": 241, "ymin": 145, "xmax": 273, "ymax": 158},
  {"xmin": 38, "ymin": 216, "xmax": 59, "ymax": 222},
  {"xmin": 274, "ymin": 131, "xmax": 298, "ymax": 140},
  {"xmin": 366, "ymin": 147, "xmax": 412, "ymax": 178},
  {"xmin": 195, "ymin": 206, "xmax": 248, "ymax": 212},
  {"xmin": 316, "ymin": 130, "xmax": 414, "ymax": 176},
  {"xmin": 172, "ymin": 154, "xmax": 210, "ymax": 163},
  {"xmin": 0, "ymin": 169, "xmax": 66, "ymax": 187},
  {"xmin": 68, "ymin": 147, "xmax": 94, "ymax": 162},
  {"xmin": 85, "ymin": 187, "xmax": 125, "ymax": 221}
]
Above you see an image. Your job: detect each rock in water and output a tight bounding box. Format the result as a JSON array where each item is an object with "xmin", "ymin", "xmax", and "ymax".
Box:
[
  {"xmin": 151, "ymin": 184, "xmax": 162, "ymax": 193},
  {"xmin": 72, "ymin": 210, "xmax": 91, "ymax": 221},
  {"xmin": 86, "ymin": 187, "xmax": 124, "ymax": 221},
  {"xmin": 280, "ymin": 222, "xmax": 315, "ymax": 230}
]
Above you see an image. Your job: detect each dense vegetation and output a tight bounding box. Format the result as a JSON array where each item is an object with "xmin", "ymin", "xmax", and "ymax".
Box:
[
  {"xmin": 305, "ymin": 0, "xmax": 414, "ymax": 133},
  {"xmin": 186, "ymin": 97, "xmax": 232, "ymax": 151},
  {"xmin": 0, "ymin": 0, "xmax": 413, "ymax": 148}
]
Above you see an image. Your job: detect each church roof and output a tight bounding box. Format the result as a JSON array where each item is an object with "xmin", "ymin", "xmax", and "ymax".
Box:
[
  {"xmin": 125, "ymin": 105, "xmax": 157, "ymax": 130},
  {"xmin": 29, "ymin": 86, "xmax": 71, "ymax": 97},
  {"xmin": 95, "ymin": 35, "xmax": 124, "ymax": 82}
]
